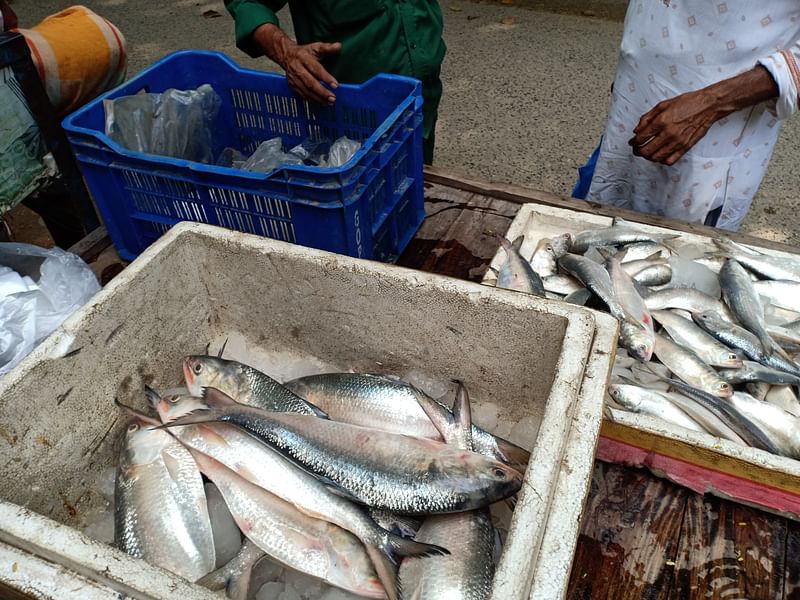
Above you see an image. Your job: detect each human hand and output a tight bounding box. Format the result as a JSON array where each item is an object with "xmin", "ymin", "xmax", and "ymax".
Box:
[
  {"xmin": 628, "ymin": 89, "xmax": 720, "ymax": 166},
  {"xmin": 253, "ymin": 24, "xmax": 341, "ymax": 105},
  {"xmin": 282, "ymin": 41, "xmax": 342, "ymax": 105}
]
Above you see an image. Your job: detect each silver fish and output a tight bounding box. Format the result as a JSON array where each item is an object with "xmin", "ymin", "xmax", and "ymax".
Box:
[
  {"xmin": 692, "ymin": 312, "xmax": 800, "ymax": 377},
  {"xmin": 659, "ymin": 390, "xmax": 746, "ymax": 444},
  {"xmin": 651, "ymin": 310, "xmax": 742, "ymax": 368},
  {"xmin": 547, "ymin": 233, "xmax": 572, "ymax": 258},
  {"xmin": 183, "ymin": 356, "xmax": 327, "ymax": 417},
  {"xmin": 603, "ymin": 249, "xmax": 655, "ymax": 361},
  {"xmin": 644, "ymin": 288, "xmax": 734, "ymax": 320},
  {"xmin": 753, "ymin": 280, "xmax": 800, "ymax": 313},
  {"xmin": 398, "ymin": 383, "xmax": 495, "ymax": 600},
  {"xmin": 714, "ymin": 238, "xmax": 800, "ymax": 283},
  {"xmin": 607, "ymin": 383, "xmax": 704, "ymax": 432},
  {"xmin": 617, "ymin": 242, "xmax": 671, "ymax": 262},
  {"xmin": 542, "ymin": 273, "xmax": 584, "ymax": 295},
  {"xmin": 282, "ymin": 373, "xmax": 530, "ymax": 473},
  {"xmin": 161, "ymin": 389, "xmax": 523, "ymax": 514},
  {"xmin": 558, "ymin": 253, "xmax": 631, "ymax": 322},
  {"xmin": 529, "ymin": 238, "xmax": 558, "ymax": 278},
  {"xmin": 655, "ymin": 377, "xmax": 781, "ymax": 454},
  {"xmin": 764, "ymin": 385, "xmax": 800, "ymax": 418},
  {"xmin": 631, "ymin": 263, "xmax": 673, "ymax": 287},
  {"xmin": 570, "ymin": 225, "xmax": 677, "ymax": 254},
  {"xmin": 718, "ymin": 360, "xmax": 800, "ymax": 386},
  {"xmin": 745, "ymin": 381, "xmax": 771, "ymax": 401},
  {"xmin": 497, "ymin": 236, "xmax": 545, "ymax": 296},
  {"xmin": 729, "ymin": 392, "xmax": 800, "ymax": 459},
  {"xmin": 190, "ymin": 450, "xmax": 386, "ymax": 598},
  {"xmin": 720, "ymin": 259, "xmax": 774, "ymax": 355},
  {"xmin": 154, "ymin": 392, "xmax": 445, "ymax": 600},
  {"xmin": 114, "ymin": 408, "xmax": 215, "ymax": 582},
  {"xmin": 652, "ymin": 333, "xmax": 732, "ymax": 397}
]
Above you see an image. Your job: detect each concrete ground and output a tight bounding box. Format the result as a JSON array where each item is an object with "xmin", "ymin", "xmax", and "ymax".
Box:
[{"xmin": 21, "ymin": 0, "xmax": 799, "ymax": 245}]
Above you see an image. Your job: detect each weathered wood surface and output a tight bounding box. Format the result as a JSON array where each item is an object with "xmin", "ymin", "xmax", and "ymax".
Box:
[
  {"xmin": 672, "ymin": 495, "xmax": 786, "ymax": 600},
  {"xmin": 396, "ymin": 181, "xmax": 519, "ymax": 282},
  {"xmin": 568, "ymin": 463, "xmax": 688, "ymax": 600},
  {"xmin": 786, "ymin": 520, "xmax": 800, "ymax": 600}
]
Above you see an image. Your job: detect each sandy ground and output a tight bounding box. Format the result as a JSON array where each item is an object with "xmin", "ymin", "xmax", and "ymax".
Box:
[{"xmin": 19, "ymin": 0, "xmax": 800, "ymax": 245}]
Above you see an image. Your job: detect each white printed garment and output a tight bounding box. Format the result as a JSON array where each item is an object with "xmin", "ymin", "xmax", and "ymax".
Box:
[{"xmin": 587, "ymin": 1, "xmax": 800, "ymax": 230}]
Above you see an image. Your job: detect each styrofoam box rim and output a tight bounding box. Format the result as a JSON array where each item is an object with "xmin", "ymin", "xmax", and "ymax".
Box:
[{"xmin": 0, "ymin": 222, "xmax": 618, "ymax": 600}]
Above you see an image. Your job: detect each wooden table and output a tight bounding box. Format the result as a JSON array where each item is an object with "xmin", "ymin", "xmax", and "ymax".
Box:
[{"xmin": 75, "ymin": 168, "xmax": 800, "ymax": 599}]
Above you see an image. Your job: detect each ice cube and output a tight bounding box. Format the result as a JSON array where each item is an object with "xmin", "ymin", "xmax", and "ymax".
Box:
[
  {"xmin": 81, "ymin": 505, "xmax": 115, "ymax": 544},
  {"xmin": 256, "ymin": 581, "xmax": 285, "ymax": 599},
  {"xmin": 205, "ymin": 482, "xmax": 242, "ymax": 568},
  {"xmin": 95, "ymin": 467, "xmax": 117, "ymax": 500},
  {"xmin": 401, "ymin": 370, "xmax": 451, "ymax": 401},
  {"xmin": 472, "ymin": 402, "xmax": 498, "ymax": 431},
  {"xmin": 508, "ymin": 416, "xmax": 540, "ymax": 449}
]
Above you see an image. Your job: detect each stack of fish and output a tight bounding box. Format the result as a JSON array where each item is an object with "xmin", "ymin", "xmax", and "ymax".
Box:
[
  {"xmin": 491, "ymin": 219, "xmax": 800, "ymax": 459},
  {"xmin": 113, "ymin": 355, "xmax": 530, "ymax": 599}
]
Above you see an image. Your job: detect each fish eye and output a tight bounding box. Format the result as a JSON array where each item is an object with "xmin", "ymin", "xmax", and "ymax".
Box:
[
  {"xmin": 193, "ymin": 363, "xmax": 203, "ymax": 374},
  {"xmin": 169, "ymin": 396, "xmax": 180, "ymax": 404},
  {"xmin": 728, "ymin": 354, "xmax": 738, "ymax": 360},
  {"xmin": 493, "ymin": 468, "xmax": 507, "ymax": 479},
  {"xmin": 128, "ymin": 423, "xmax": 139, "ymax": 433}
]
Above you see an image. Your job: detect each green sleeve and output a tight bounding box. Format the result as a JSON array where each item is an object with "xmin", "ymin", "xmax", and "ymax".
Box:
[{"xmin": 224, "ymin": 0, "xmax": 286, "ymax": 57}]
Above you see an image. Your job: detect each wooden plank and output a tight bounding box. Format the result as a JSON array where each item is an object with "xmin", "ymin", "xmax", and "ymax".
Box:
[
  {"xmin": 423, "ymin": 166, "xmax": 800, "ymax": 255},
  {"xmin": 672, "ymin": 493, "xmax": 787, "ymax": 600},
  {"xmin": 66, "ymin": 226, "xmax": 111, "ymax": 263},
  {"xmin": 396, "ymin": 182, "xmax": 519, "ymax": 281},
  {"xmin": 786, "ymin": 519, "xmax": 800, "ymax": 600},
  {"xmin": 567, "ymin": 462, "xmax": 688, "ymax": 600}
]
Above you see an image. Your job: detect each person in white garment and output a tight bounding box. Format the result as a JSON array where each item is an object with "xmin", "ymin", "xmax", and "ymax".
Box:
[{"xmin": 585, "ymin": 2, "xmax": 800, "ymax": 230}]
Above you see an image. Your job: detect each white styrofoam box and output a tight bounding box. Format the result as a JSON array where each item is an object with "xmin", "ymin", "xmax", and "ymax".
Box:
[
  {"xmin": 484, "ymin": 202, "xmax": 800, "ymax": 521},
  {"xmin": 0, "ymin": 222, "xmax": 616, "ymax": 600}
]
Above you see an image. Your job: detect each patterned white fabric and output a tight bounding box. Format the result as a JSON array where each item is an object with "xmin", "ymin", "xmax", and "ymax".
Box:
[{"xmin": 587, "ymin": 1, "xmax": 800, "ymax": 230}]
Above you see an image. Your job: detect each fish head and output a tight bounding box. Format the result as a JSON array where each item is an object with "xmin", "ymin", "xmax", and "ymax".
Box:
[
  {"xmin": 321, "ymin": 526, "xmax": 386, "ymax": 598},
  {"xmin": 712, "ymin": 380, "xmax": 734, "ymax": 398},
  {"xmin": 621, "ymin": 323, "xmax": 654, "ymax": 362},
  {"xmin": 692, "ymin": 310, "xmax": 721, "ymax": 327},
  {"xmin": 717, "ymin": 350, "xmax": 745, "ymax": 369},
  {"xmin": 120, "ymin": 416, "xmax": 167, "ymax": 466},
  {"xmin": 548, "ymin": 233, "xmax": 572, "ymax": 258},
  {"xmin": 183, "ymin": 355, "xmax": 245, "ymax": 399},
  {"xmin": 444, "ymin": 451, "xmax": 524, "ymax": 505},
  {"xmin": 155, "ymin": 393, "xmax": 208, "ymax": 423},
  {"xmin": 607, "ymin": 384, "xmax": 640, "ymax": 410}
]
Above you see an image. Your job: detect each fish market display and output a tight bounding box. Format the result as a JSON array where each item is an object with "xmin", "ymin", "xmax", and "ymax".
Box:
[
  {"xmin": 488, "ymin": 219, "xmax": 800, "ymax": 461},
  {"xmin": 93, "ymin": 351, "xmax": 529, "ymax": 599}
]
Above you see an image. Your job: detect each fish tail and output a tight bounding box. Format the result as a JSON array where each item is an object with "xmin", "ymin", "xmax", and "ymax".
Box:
[
  {"xmin": 153, "ymin": 407, "xmax": 217, "ymax": 429},
  {"xmin": 494, "ymin": 437, "xmax": 530, "ymax": 473},
  {"xmin": 365, "ymin": 545, "xmax": 400, "ymax": 600},
  {"xmin": 387, "ymin": 534, "xmax": 449, "ymax": 559}
]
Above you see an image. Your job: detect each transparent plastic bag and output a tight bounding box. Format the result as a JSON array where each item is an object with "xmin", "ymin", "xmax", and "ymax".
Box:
[
  {"xmin": 323, "ymin": 136, "xmax": 361, "ymax": 168},
  {"xmin": 0, "ymin": 244, "xmax": 100, "ymax": 376},
  {"xmin": 241, "ymin": 138, "xmax": 303, "ymax": 173},
  {"xmin": 104, "ymin": 84, "xmax": 222, "ymax": 164}
]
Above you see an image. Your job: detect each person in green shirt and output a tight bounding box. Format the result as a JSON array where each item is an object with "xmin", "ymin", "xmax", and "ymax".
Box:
[{"xmin": 224, "ymin": 1, "xmax": 445, "ymax": 164}]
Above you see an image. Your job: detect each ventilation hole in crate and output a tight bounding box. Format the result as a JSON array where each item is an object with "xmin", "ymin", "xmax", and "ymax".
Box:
[
  {"xmin": 208, "ymin": 188, "xmax": 293, "ymax": 219},
  {"xmin": 139, "ymin": 220, "xmax": 172, "ymax": 239}
]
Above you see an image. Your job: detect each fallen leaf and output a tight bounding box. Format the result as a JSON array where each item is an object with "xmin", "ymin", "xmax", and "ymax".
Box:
[
  {"xmin": 500, "ymin": 16, "xmax": 516, "ymax": 25},
  {"xmin": 202, "ymin": 9, "xmax": 222, "ymax": 18}
]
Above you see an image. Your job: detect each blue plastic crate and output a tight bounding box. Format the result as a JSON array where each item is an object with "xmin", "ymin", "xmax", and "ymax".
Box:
[{"xmin": 61, "ymin": 50, "xmax": 425, "ymax": 262}]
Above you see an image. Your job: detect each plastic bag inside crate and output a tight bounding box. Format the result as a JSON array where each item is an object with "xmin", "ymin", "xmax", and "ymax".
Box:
[{"xmin": 63, "ymin": 51, "xmax": 425, "ymax": 262}]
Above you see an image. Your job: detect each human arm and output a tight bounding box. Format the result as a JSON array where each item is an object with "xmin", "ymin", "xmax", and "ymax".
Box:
[
  {"xmin": 628, "ymin": 65, "xmax": 779, "ymax": 166},
  {"xmin": 224, "ymin": 0, "xmax": 341, "ymax": 105}
]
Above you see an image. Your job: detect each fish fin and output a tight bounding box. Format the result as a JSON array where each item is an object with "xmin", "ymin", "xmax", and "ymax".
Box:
[
  {"xmin": 411, "ymin": 386, "xmax": 457, "ymax": 444},
  {"xmin": 387, "ymin": 535, "xmax": 449, "ymax": 558},
  {"xmin": 493, "ymin": 437, "xmax": 530, "ymax": 473},
  {"xmin": 511, "ymin": 235, "xmax": 524, "ymax": 251},
  {"xmin": 644, "ymin": 250, "xmax": 664, "ymax": 261},
  {"xmin": 217, "ymin": 337, "xmax": 229, "ymax": 358},
  {"xmin": 487, "ymin": 266, "xmax": 500, "ymax": 276},
  {"xmin": 451, "ymin": 380, "xmax": 474, "ymax": 451},
  {"xmin": 201, "ymin": 386, "xmax": 240, "ymax": 408},
  {"xmin": 153, "ymin": 407, "xmax": 215, "ymax": 429},
  {"xmin": 504, "ymin": 495, "xmax": 517, "ymax": 511},
  {"xmin": 162, "ymin": 451, "xmax": 183, "ymax": 483},
  {"xmin": 564, "ymin": 288, "xmax": 592, "ymax": 306},
  {"xmin": 143, "ymin": 385, "xmax": 161, "ymax": 409},
  {"xmin": 303, "ymin": 399, "xmax": 330, "ymax": 420},
  {"xmin": 319, "ymin": 477, "xmax": 364, "ymax": 504},
  {"xmin": 365, "ymin": 545, "xmax": 400, "ymax": 600}
]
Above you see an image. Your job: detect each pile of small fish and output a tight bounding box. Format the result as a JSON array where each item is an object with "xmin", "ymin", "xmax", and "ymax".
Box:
[
  {"xmin": 491, "ymin": 218, "xmax": 800, "ymax": 459},
  {"xmin": 113, "ymin": 354, "xmax": 530, "ymax": 599}
]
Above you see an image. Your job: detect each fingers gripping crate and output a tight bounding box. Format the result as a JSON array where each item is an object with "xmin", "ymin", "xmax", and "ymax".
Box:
[{"xmin": 61, "ymin": 51, "xmax": 425, "ymax": 262}]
